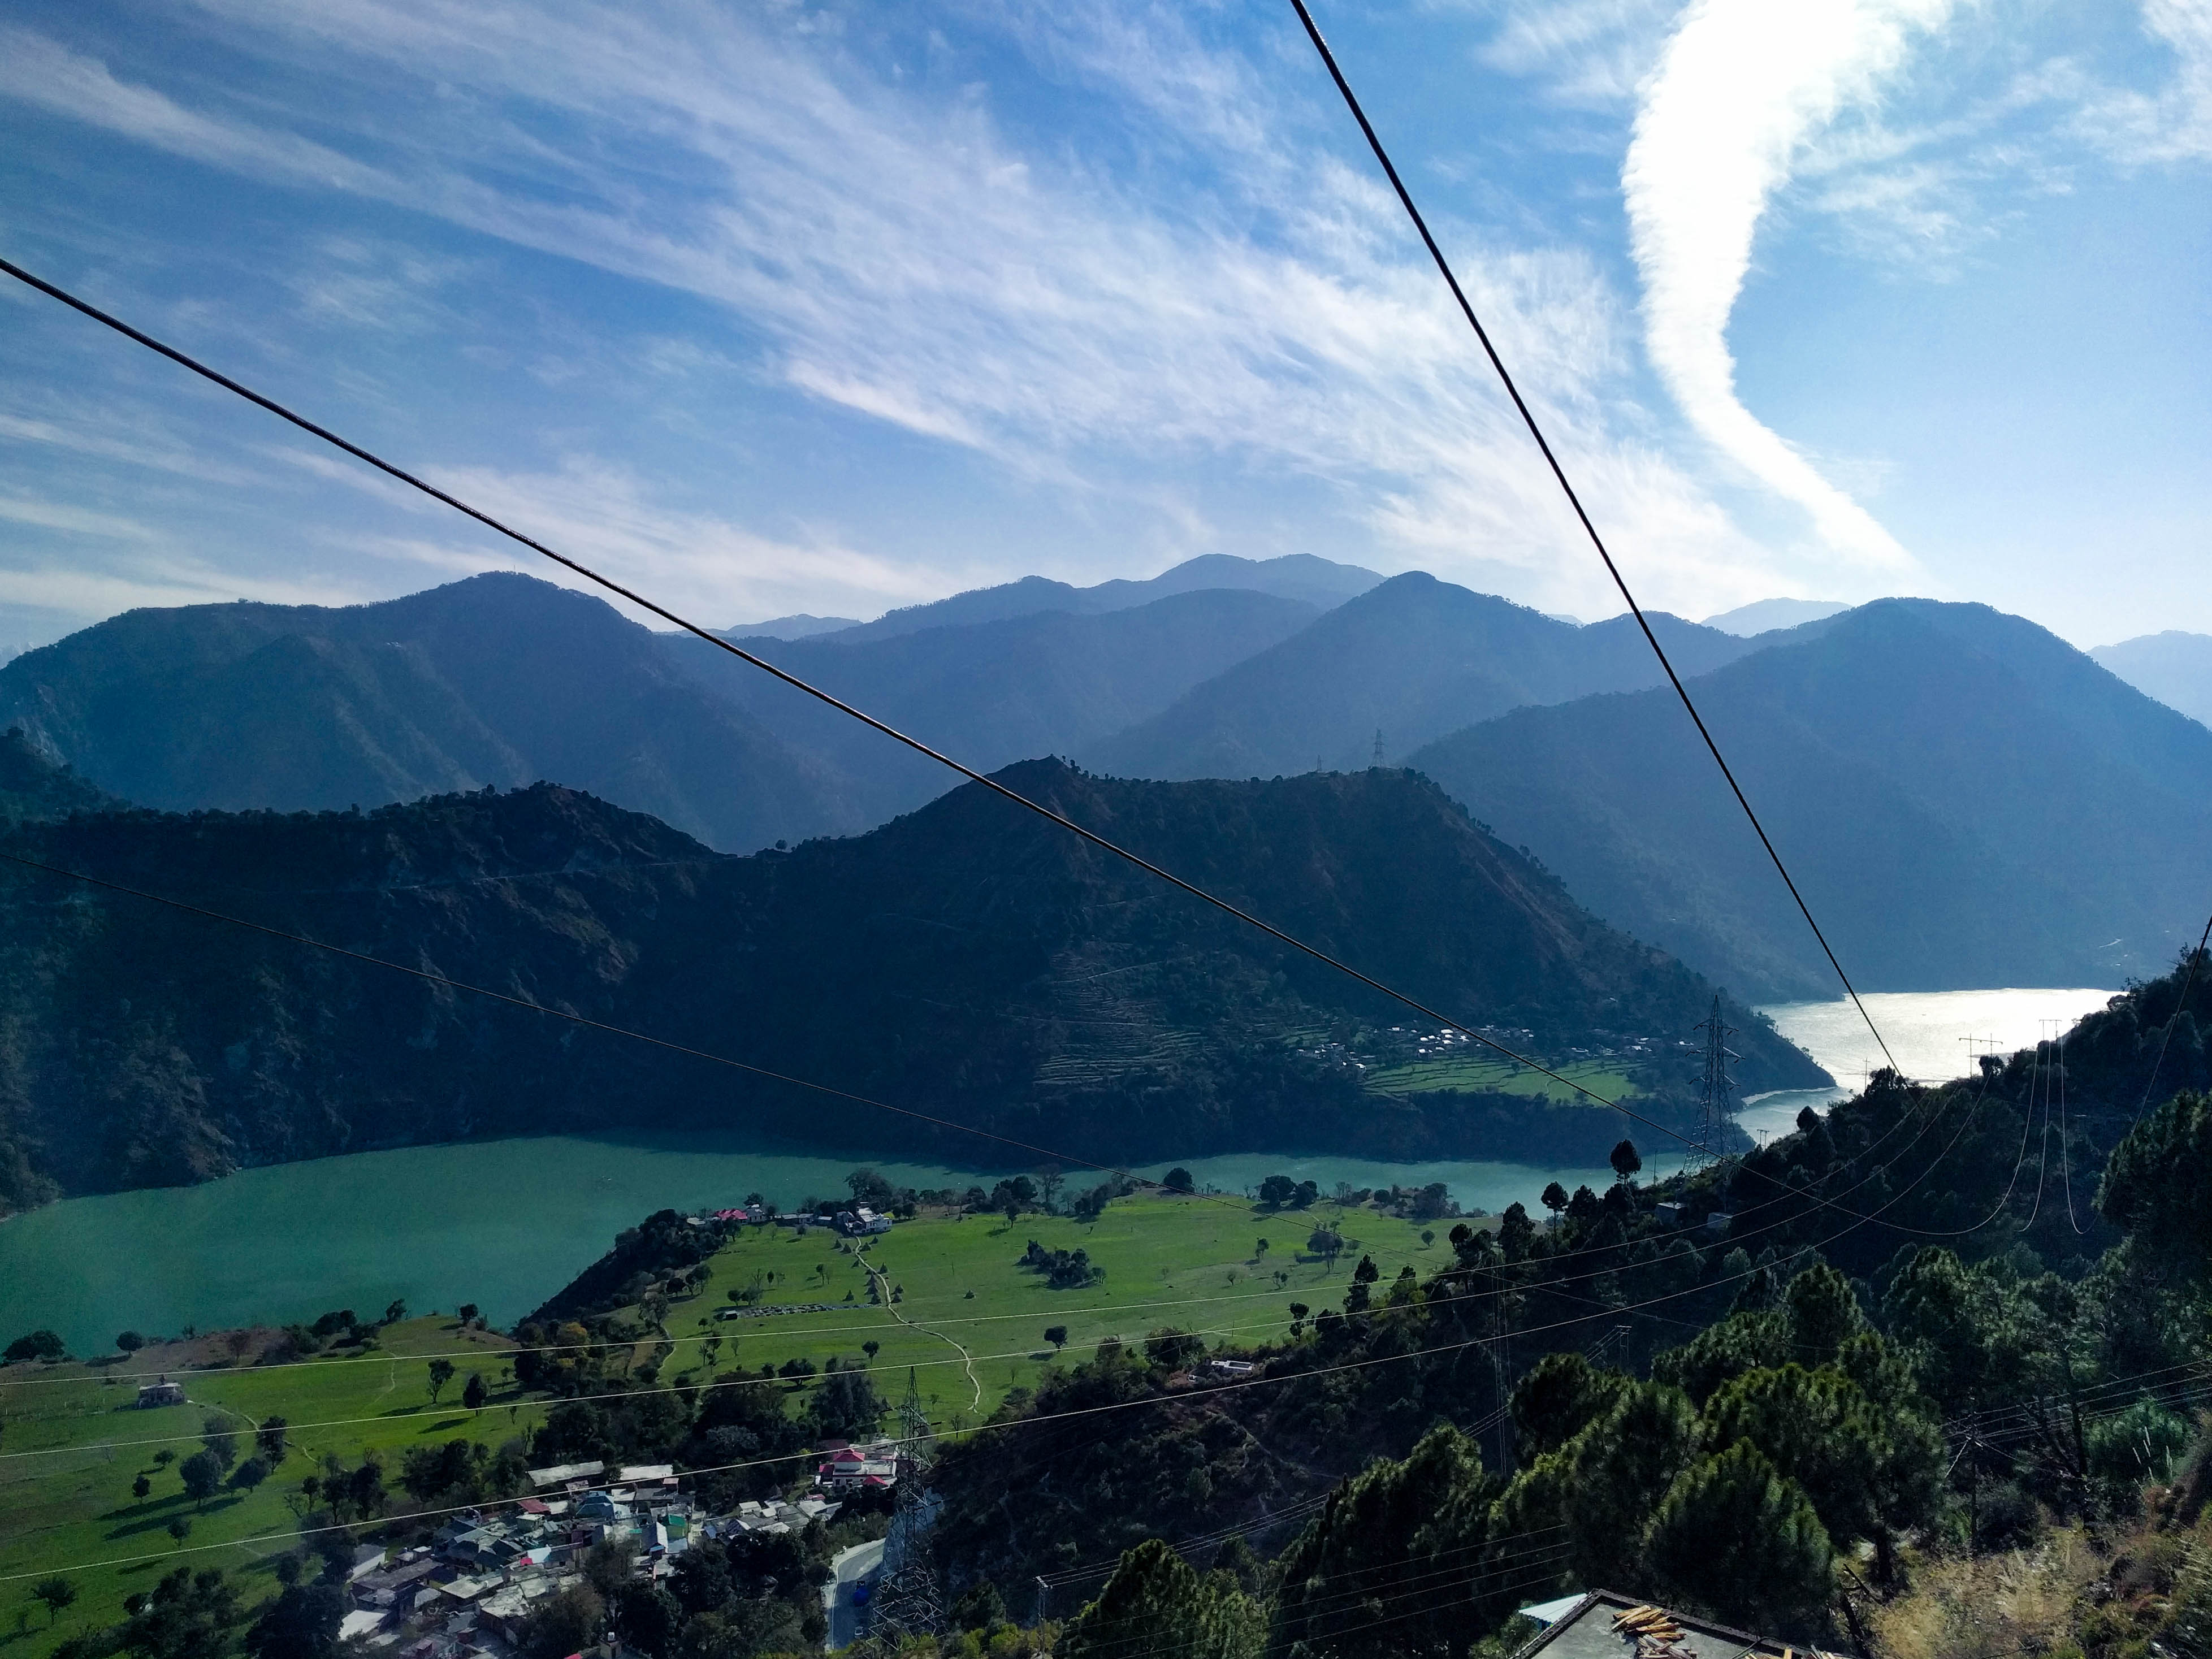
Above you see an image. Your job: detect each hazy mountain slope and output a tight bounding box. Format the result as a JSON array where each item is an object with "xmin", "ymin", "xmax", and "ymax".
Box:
[
  {"xmin": 720, "ymin": 613, "xmax": 860, "ymax": 640},
  {"xmin": 0, "ymin": 760, "xmax": 1820, "ymax": 1207},
  {"xmin": 0, "ymin": 574, "xmax": 858, "ymax": 852},
  {"xmin": 820, "ymin": 552, "xmax": 1379, "ymax": 643},
  {"xmin": 1703, "ymin": 598, "xmax": 1850, "ymax": 635},
  {"xmin": 669, "ymin": 588, "xmax": 1323, "ymax": 824},
  {"xmin": 1082, "ymin": 573, "xmax": 1762, "ymax": 779},
  {"xmin": 2091, "ymin": 631, "xmax": 2212, "ymax": 727},
  {"xmin": 1410, "ymin": 600, "xmax": 2212, "ymax": 999}
]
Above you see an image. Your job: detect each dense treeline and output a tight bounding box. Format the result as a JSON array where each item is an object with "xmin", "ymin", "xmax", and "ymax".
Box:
[{"xmin": 0, "ymin": 750, "xmax": 1815, "ymax": 1211}]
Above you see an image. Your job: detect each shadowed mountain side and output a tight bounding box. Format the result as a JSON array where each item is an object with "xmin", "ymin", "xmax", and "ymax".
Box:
[
  {"xmin": 666, "ymin": 588, "xmax": 1323, "ymax": 825},
  {"xmin": 1410, "ymin": 600, "xmax": 2212, "ymax": 1000},
  {"xmin": 808, "ymin": 552, "xmax": 1379, "ymax": 644},
  {"xmin": 0, "ymin": 761, "xmax": 1820, "ymax": 1210},
  {"xmin": 0, "ymin": 574, "xmax": 858, "ymax": 851},
  {"xmin": 1079, "ymin": 572, "xmax": 1771, "ymax": 781},
  {"xmin": 2092, "ymin": 631, "xmax": 2212, "ymax": 729},
  {"xmin": 0, "ymin": 726, "xmax": 125, "ymax": 821}
]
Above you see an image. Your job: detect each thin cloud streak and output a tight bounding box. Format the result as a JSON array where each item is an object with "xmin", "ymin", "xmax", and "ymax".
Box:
[
  {"xmin": 2, "ymin": 2, "xmax": 1812, "ymax": 618},
  {"xmin": 1622, "ymin": 0, "xmax": 1954, "ymax": 570}
]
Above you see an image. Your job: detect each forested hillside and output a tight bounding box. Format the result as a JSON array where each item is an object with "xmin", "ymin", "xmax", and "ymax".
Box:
[
  {"xmin": 0, "ymin": 753, "xmax": 1817, "ymax": 1211},
  {"xmin": 1412, "ymin": 600, "xmax": 2212, "ymax": 998}
]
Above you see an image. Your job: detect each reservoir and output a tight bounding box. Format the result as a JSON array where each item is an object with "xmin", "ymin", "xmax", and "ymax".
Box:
[
  {"xmin": 0, "ymin": 1132, "xmax": 1665, "ymax": 1357},
  {"xmin": 1739, "ymin": 986, "xmax": 2115, "ymax": 1144},
  {"xmin": 1, "ymin": 986, "xmax": 2116, "ymax": 1355}
]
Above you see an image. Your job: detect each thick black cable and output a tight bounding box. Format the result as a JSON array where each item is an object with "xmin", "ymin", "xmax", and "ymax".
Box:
[{"xmin": 1284, "ymin": 0, "xmax": 1895, "ymax": 1077}]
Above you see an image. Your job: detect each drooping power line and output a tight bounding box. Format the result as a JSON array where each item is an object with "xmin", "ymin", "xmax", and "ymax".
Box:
[{"xmin": 1283, "ymin": 0, "xmax": 1897, "ymax": 1077}]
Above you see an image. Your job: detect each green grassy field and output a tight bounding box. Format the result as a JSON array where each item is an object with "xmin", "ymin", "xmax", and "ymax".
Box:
[
  {"xmin": 1361, "ymin": 1053, "xmax": 1638, "ymax": 1101},
  {"xmin": 0, "ymin": 1320, "xmax": 534, "ymax": 1653},
  {"xmin": 658, "ymin": 1192, "xmax": 1446, "ymax": 1425},
  {"xmin": 0, "ymin": 1192, "xmax": 1442, "ymax": 1652}
]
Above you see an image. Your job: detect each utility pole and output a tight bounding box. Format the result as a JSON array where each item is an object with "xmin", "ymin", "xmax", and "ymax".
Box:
[
  {"xmin": 869, "ymin": 1370, "xmax": 946, "ymax": 1641},
  {"xmin": 1371, "ymin": 728, "xmax": 1386, "ymax": 766},
  {"xmin": 1692, "ymin": 995, "xmax": 1738, "ymax": 1162}
]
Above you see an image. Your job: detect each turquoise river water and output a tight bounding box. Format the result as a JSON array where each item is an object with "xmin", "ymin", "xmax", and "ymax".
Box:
[{"xmin": 0, "ymin": 987, "xmax": 2114, "ymax": 1356}]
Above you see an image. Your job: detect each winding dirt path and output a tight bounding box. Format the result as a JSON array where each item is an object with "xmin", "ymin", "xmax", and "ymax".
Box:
[{"xmin": 863, "ymin": 1256, "xmax": 981, "ymax": 1411}]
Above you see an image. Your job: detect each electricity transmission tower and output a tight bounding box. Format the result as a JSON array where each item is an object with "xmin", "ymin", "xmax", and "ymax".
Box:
[
  {"xmin": 868, "ymin": 1370, "xmax": 945, "ymax": 1641},
  {"xmin": 1693, "ymin": 995, "xmax": 1738, "ymax": 1162}
]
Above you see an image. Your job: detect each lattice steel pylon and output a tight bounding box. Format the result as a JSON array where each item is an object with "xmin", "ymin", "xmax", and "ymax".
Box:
[
  {"xmin": 1692, "ymin": 995, "xmax": 1739, "ymax": 1163},
  {"xmin": 867, "ymin": 1370, "xmax": 946, "ymax": 1641}
]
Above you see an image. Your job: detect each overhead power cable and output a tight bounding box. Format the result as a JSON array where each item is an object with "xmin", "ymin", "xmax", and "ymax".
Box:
[
  {"xmin": 1284, "ymin": 0, "xmax": 1895, "ymax": 1077},
  {"xmin": 0, "ymin": 253, "xmax": 1834, "ymax": 1173}
]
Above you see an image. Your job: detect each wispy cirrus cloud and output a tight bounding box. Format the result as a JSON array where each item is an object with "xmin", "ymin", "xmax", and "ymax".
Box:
[
  {"xmin": 0, "ymin": 1, "xmax": 1807, "ymax": 618},
  {"xmin": 1623, "ymin": 0, "xmax": 1956, "ymax": 570}
]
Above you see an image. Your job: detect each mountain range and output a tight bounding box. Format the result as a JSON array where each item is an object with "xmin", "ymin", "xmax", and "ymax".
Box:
[
  {"xmin": 0, "ymin": 756, "xmax": 1817, "ymax": 1210},
  {"xmin": 0, "ymin": 574, "xmax": 855, "ymax": 852},
  {"xmin": 1080, "ymin": 573, "xmax": 1773, "ymax": 778},
  {"xmin": 9, "ymin": 557, "xmax": 2208, "ymax": 1006},
  {"xmin": 772, "ymin": 551, "xmax": 1381, "ymax": 644},
  {"xmin": 1411, "ymin": 600, "xmax": 2212, "ymax": 998}
]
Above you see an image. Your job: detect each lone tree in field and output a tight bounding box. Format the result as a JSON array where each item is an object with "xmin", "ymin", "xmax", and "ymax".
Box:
[
  {"xmin": 180, "ymin": 1451, "xmax": 224, "ymax": 1508},
  {"xmin": 32, "ymin": 1576, "xmax": 76, "ymax": 1626},
  {"xmin": 256, "ymin": 1417, "xmax": 288, "ymax": 1463},
  {"xmin": 1306, "ymin": 1228, "xmax": 1344, "ymax": 1270},
  {"xmin": 426, "ymin": 1358, "xmax": 456, "ymax": 1404},
  {"xmin": 1045, "ymin": 1326, "xmax": 1068, "ymax": 1353},
  {"xmin": 1610, "ymin": 1140, "xmax": 1643, "ymax": 1187},
  {"xmin": 462, "ymin": 1372, "xmax": 488, "ymax": 1411},
  {"xmin": 862, "ymin": 1341, "xmax": 881, "ymax": 1364}
]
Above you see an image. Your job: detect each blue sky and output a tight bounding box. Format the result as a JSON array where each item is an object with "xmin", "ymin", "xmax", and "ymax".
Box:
[{"xmin": 0, "ymin": 0, "xmax": 2205, "ymax": 653}]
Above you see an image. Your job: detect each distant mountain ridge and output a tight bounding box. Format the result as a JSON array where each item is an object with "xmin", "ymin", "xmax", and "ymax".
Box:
[
  {"xmin": 0, "ymin": 574, "xmax": 859, "ymax": 851},
  {"xmin": 0, "ymin": 758, "xmax": 1819, "ymax": 1210},
  {"xmin": 1083, "ymin": 573, "xmax": 1772, "ymax": 778},
  {"xmin": 1410, "ymin": 599, "xmax": 2212, "ymax": 999},
  {"xmin": 2091, "ymin": 631, "xmax": 2212, "ymax": 728},
  {"xmin": 672, "ymin": 586, "xmax": 1323, "ymax": 825},
  {"xmin": 720, "ymin": 613, "xmax": 861, "ymax": 640},
  {"xmin": 1701, "ymin": 598, "xmax": 1851, "ymax": 636},
  {"xmin": 812, "ymin": 552, "xmax": 1381, "ymax": 644}
]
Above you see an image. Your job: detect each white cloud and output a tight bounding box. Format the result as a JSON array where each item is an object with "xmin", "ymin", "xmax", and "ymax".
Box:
[
  {"xmin": 380, "ymin": 457, "xmax": 994, "ymax": 629},
  {"xmin": 2080, "ymin": 0, "xmax": 2212, "ymax": 160},
  {"xmin": 1622, "ymin": 0, "xmax": 1955, "ymax": 569},
  {"xmin": 1476, "ymin": 0, "xmax": 1683, "ymax": 108},
  {"xmin": 1, "ymin": 3, "xmax": 1821, "ymax": 617}
]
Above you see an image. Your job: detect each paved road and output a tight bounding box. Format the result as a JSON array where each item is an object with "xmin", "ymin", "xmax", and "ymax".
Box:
[{"xmin": 825, "ymin": 1538, "xmax": 885, "ymax": 1649}]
